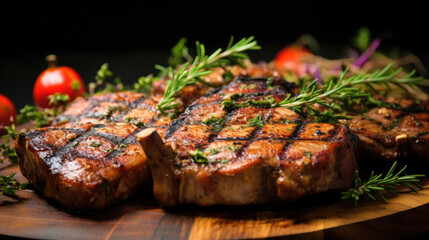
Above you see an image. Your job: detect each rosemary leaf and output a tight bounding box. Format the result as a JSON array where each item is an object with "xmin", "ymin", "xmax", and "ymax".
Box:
[
  {"xmin": 341, "ymin": 161, "xmax": 425, "ymax": 206},
  {"xmin": 157, "ymin": 36, "xmax": 260, "ymax": 116}
]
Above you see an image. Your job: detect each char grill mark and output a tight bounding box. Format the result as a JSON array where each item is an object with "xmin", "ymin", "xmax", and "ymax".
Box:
[{"xmin": 139, "ymin": 77, "xmax": 358, "ymax": 206}]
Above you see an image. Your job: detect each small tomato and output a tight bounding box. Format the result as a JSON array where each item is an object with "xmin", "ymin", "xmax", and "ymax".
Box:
[
  {"xmin": 0, "ymin": 94, "xmax": 17, "ymax": 127},
  {"xmin": 273, "ymin": 46, "xmax": 311, "ymax": 75},
  {"xmin": 33, "ymin": 55, "xmax": 86, "ymax": 108}
]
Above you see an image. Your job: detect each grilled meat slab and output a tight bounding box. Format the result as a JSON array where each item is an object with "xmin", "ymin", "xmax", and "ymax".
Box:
[
  {"xmin": 15, "ymin": 63, "xmax": 280, "ymax": 211},
  {"xmin": 341, "ymin": 98, "xmax": 429, "ymax": 165},
  {"xmin": 138, "ymin": 77, "xmax": 358, "ymax": 206},
  {"xmin": 16, "ymin": 91, "xmax": 169, "ymax": 211}
]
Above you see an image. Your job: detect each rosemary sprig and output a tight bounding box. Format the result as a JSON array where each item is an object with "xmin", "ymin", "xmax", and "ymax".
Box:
[
  {"xmin": 157, "ymin": 36, "xmax": 261, "ymax": 116},
  {"xmin": 221, "ymin": 64, "xmax": 421, "ymax": 123},
  {"xmin": 277, "ymin": 64, "xmax": 421, "ymax": 110},
  {"xmin": 341, "ymin": 161, "xmax": 425, "ymax": 206}
]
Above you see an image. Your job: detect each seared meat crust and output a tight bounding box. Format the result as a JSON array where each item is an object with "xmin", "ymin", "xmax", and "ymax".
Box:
[
  {"xmin": 341, "ymin": 99, "xmax": 429, "ymax": 165},
  {"xmin": 16, "ymin": 92, "xmax": 168, "ymax": 211},
  {"xmin": 139, "ymin": 77, "xmax": 358, "ymax": 206}
]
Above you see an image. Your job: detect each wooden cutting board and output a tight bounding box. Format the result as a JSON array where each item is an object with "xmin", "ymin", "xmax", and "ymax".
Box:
[{"xmin": 1, "ymin": 163, "xmax": 429, "ymax": 240}]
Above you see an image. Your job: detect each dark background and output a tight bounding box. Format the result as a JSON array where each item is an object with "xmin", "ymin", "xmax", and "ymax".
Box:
[{"xmin": 2, "ymin": 1, "xmax": 428, "ymax": 110}]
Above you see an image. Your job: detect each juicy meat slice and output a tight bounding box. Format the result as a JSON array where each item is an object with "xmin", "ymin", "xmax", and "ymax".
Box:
[
  {"xmin": 16, "ymin": 122, "xmax": 167, "ymax": 211},
  {"xmin": 16, "ymin": 91, "xmax": 170, "ymax": 211},
  {"xmin": 341, "ymin": 100, "xmax": 429, "ymax": 165},
  {"xmin": 138, "ymin": 77, "xmax": 358, "ymax": 206}
]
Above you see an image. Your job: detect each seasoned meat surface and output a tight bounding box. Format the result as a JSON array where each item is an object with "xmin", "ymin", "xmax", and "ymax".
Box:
[
  {"xmin": 16, "ymin": 91, "xmax": 169, "ymax": 211},
  {"xmin": 341, "ymin": 99, "xmax": 429, "ymax": 165},
  {"xmin": 139, "ymin": 77, "xmax": 358, "ymax": 206},
  {"xmin": 15, "ymin": 63, "xmax": 282, "ymax": 211}
]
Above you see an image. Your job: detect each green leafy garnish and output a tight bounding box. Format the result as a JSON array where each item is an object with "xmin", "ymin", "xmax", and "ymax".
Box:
[
  {"xmin": 189, "ymin": 149, "xmax": 208, "ymax": 164},
  {"xmin": 89, "ymin": 63, "xmax": 124, "ymax": 95},
  {"xmin": 222, "ymin": 64, "xmax": 421, "ymax": 123},
  {"xmin": 0, "ymin": 120, "xmax": 19, "ymax": 164},
  {"xmin": 168, "ymin": 37, "xmax": 193, "ymax": 70},
  {"xmin": 341, "ymin": 161, "xmax": 425, "ymax": 206},
  {"xmin": 0, "ymin": 173, "xmax": 29, "ymax": 197},
  {"xmin": 246, "ymin": 114, "xmax": 264, "ymax": 127},
  {"xmin": 133, "ymin": 74, "xmax": 159, "ymax": 94},
  {"xmin": 157, "ymin": 36, "xmax": 261, "ymax": 116}
]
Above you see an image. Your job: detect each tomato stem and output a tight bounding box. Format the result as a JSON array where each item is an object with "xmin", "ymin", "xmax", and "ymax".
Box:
[{"xmin": 46, "ymin": 54, "xmax": 57, "ymax": 68}]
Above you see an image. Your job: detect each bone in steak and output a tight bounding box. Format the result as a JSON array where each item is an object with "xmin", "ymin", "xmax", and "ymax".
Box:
[{"xmin": 138, "ymin": 77, "xmax": 358, "ymax": 206}]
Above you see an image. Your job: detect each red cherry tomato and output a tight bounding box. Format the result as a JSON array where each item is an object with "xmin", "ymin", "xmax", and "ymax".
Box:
[
  {"xmin": 0, "ymin": 94, "xmax": 17, "ymax": 127},
  {"xmin": 273, "ymin": 46, "xmax": 311, "ymax": 75},
  {"xmin": 33, "ymin": 55, "xmax": 86, "ymax": 108}
]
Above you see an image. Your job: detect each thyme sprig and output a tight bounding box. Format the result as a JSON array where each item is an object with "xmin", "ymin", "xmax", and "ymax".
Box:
[
  {"xmin": 89, "ymin": 63, "xmax": 124, "ymax": 95},
  {"xmin": 341, "ymin": 161, "xmax": 425, "ymax": 206},
  {"xmin": 157, "ymin": 36, "xmax": 261, "ymax": 116},
  {"xmin": 0, "ymin": 173, "xmax": 29, "ymax": 197},
  {"xmin": 0, "ymin": 120, "xmax": 19, "ymax": 164}
]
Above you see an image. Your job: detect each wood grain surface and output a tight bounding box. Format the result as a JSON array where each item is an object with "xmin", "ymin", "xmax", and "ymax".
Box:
[{"xmin": 1, "ymin": 162, "xmax": 429, "ymax": 240}]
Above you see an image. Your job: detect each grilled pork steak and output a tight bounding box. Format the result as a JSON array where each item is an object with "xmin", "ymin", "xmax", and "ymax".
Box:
[
  {"xmin": 341, "ymin": 98, "xmax": 429, "ymax": 165},
  {"xmin": 15, "ymin": 91, "xmax": 169, "ymax": 211},
  {"xmin": 15, "ymin": 63, "xmax": 280, "ymax": 211},
  {"xmin": 138, "ymin": 77, "xmax": 358, "ymax": 206}
]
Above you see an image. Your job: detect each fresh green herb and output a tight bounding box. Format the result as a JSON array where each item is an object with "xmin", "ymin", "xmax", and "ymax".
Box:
[
  {"xmin": 89, "ymin": 63, "xmax": 124, "ymax": 95},
  {"xmin": 246, "ymin": 114, "xmax": 264, "ymax": 127},
  {"xmin": 203, "ymin": 116, "xmax": 226, "ymax": 132},
  {"xmin": 157, "ymin": 36, "xmax": 260, "ymax": 115},
  {"xmin": 119, "ymin": 144, "xmax": 127, "ymax": 148},
  {"xmin": 99, "ymin": 106, "xmax": 123, "ymax": 120},
  {"xmin": 352, "ymin": 26, "xmax": 371, "ymax": 53},
  {"xmin": 133, "ymin": 74, "xmax": 159, "ymax": 94},
  {"xmin": 266, "ymin": 77, "xmax": 274, "ymax": 88},
  {"xmin": 225, "ymin": 145, "xmax": 239, "ymax": 152},
  {"xmin": 71, "ymin": 141, "xmax": 79, "ymax": 148},
  {"xmin": 341, "ymin": 161, "xmax": 425, "ymax": 206},
  {"xmin": 168, "ymin": 37, "xmax": 193, "ymax": 70},
  {"xmin": 225, "ymin": 64, "xmax": 421, "ymax": 123},
  {"xmin": 304, "ymin": 152, "xmax": 313, "ymax": 157},
  {"xmin": 189, "ymin": 149, "xmax": 208, "ymax": 164},
  {"xmin": 209, "ymin": 148, "xmax": 220, "ymax": 155},
  {"xmin": 0, "ymin": 173, "xmax": 29, "ymax": 197},
  {"xmin": 125, "ymin": 117, "xmax": 145, "ymax": 127},
  {"xmin": 0, "ymin": 120, "xmax": 19, "ymax": 164},
  {"xmin": 47, "ymin": 93, "xmax": 69, "ymax": 108},
  {"xmin": 221, "ymin": 97, "xmax": 277, "ymax": 111}
]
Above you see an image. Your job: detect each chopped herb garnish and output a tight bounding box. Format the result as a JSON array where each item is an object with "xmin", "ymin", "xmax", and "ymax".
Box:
[
  {"xmin": 1, "ymin": 120, "xmax": 19, "ymax": 164},
  {"xmin": 247, "ymin": 114, "xmax": 264, "ymax": 127},
  {"xmin": 225, "ymin": 145, "xmax": 239, "ymax": 152},
  {"xmin": 189, "ymin": 149, "xmax": 208, "ymax": 164},
  {"xmin": 0, "ymin": 173, "xmax": 29, "ymax": 197},
  {"xmin": 266, "ymin": 77, "xmax": 274, "ymax": 88},
  {"xmin": 71, "ymin": 141, "xmax": 79, "ymax": 148},
  {"xmin": 209, "ymin": 149, "xmax": 220, "ymax": 155}
]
